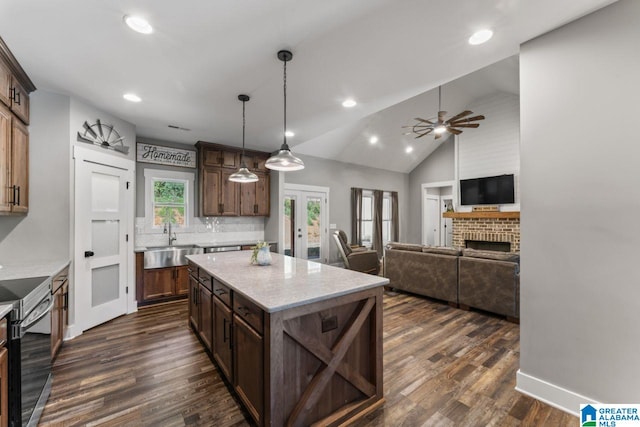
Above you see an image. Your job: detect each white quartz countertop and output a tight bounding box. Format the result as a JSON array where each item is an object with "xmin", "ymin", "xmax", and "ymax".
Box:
[
  {"xmin": 186, "ymin": 251, "xmax": 388, "ymax": 313},
  {"xmin": 0, "ymin": 304, "xmax": 12, "ymax": 319},
  {"xmin": 0, "ymin": 260, "xmax": 70, "ymax": 280}
]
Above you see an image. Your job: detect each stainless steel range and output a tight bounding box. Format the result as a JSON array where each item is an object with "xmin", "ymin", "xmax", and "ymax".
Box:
[{"xmin": 0, "ymin": 275, "xmax": 53, "ymax": 427}]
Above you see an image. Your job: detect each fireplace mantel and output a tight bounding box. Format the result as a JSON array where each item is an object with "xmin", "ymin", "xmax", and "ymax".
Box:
[{"xmin": 442, "ymin": 211, "xmax": 520, "ymax": 219}]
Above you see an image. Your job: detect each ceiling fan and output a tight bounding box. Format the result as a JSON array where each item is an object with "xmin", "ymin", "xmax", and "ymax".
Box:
[{"xmin": 403, "ymin": 86, "xmax": 485, "ymax": 140}]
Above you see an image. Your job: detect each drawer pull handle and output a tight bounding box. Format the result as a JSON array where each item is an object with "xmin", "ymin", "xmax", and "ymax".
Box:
[
  {"xmin": 237, "ymin": 306, "xmax": 250, "ymax": 317},
  {"xmin": 215, "ymin": 289, "xmax": 227, "ymax": 295}
]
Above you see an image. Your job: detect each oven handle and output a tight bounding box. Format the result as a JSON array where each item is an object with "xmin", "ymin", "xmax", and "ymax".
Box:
[{"xmin": 14, "ymin": 297, "xmax": 54, "ymax": 339}]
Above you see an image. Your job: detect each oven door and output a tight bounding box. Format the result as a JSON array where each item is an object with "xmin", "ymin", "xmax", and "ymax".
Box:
[{"xmin": 13, "ymin": 295, "xmax": 54, "ymax": 427}]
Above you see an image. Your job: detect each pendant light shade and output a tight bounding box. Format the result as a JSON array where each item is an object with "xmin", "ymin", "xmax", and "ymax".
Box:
[
  {"xmin": 229, "ymin": 94, "xmax": 259, "ymax": 183},
  {"xmin": 265, "ymin": 50, "xmax": 305, "ymax": 172}
]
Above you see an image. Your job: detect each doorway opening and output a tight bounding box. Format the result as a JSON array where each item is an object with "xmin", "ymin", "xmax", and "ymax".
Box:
[{"xmin": 422, "ymin": 181, "xmax": 455, "ymax": 247}]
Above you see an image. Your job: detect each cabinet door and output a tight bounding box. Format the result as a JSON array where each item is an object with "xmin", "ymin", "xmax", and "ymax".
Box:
[
  {"xmin": 62, "ymin": 281, "xmax": 69, "ymax": 336},
  {"xmin": 175, "ymin": 266, "xmax": 189, "ymax": 296},
  {"xmin": 201, "ymin": 167, "xmax": 221, "ymax": 216},
  {"xmin": 189, "ymin": 275, "xmax": 199, "ymax": 330},
  {"xmin": 0, "ymin": 347, "xmax": 7, "ymax": 427},
  {"xmin": 198, "ymin": 284, "xmax": 213, "ymax": 351},
  {"xmin": 255, "ymin": 173, "xmax": 270, "ymax": 216},
  {"xmin": 233, "ymin": 315, "xmax": 263, "ymax": 425},
  {"xmin": 10, "ymin": 78, "xmax": 29, "ymax": 125},
  {"xmin": 0, "ymin": 62, "xmax": 10, "ymax": 108},
  {"xmin": 220, "ymin": 170, "xmax": 240, "ymax": 216},
  {"xmin": 10, "ymin": 118, "xmax": 28, "ymax": 213},
  {"xmin": 0, "ymin": 104, "xmax": 11, "ymax": 213},
  {"xmin": 239, "ymin": 180, "xmax": 256, "ymax": 216},
  {"xmin": 51, "ymin": 286, "xmax": 63, "ymax": 360},
  {"xmin": 213, "ymin": 297, "xmax": 233, "ymax": 381},
  {"xmin": 202, "ymin": 148, "xmax": 239, "ymax": 169},
  {"xmin": 143, "ymin": 268, "xmax": 175, "ymax": 300}
]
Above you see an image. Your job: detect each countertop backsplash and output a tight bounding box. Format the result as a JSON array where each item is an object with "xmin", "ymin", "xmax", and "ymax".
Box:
[{"xmin": 135, "ymin": 216, "xmax": 265, "ymax": 248}]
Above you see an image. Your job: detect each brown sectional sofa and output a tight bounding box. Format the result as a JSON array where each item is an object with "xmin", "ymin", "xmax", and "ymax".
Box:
[
  {"xmin": 384, "ymin": 243, "xmax": 459, "ymax": 304},
  {"xmin": 384, "ymin": 243, "xmax": 520, "ymax": 319}
]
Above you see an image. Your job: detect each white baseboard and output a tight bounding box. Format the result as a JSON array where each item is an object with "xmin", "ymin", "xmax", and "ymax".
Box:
[
  {"xmin": 516, "ymin": 370, "xmax": 598, "ymax": 417},
  {"xmin": 64, "ymin": 323, "xmax": 83, "ymax": 340}
]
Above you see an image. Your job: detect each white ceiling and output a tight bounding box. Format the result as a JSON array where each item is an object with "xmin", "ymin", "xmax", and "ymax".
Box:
[{"xmin": 0, "ymin": 0, "xmax": 617, "ymax": 173}]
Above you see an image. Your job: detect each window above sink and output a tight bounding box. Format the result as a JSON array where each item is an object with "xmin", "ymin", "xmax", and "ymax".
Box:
[{"xmin": 143, "ymin": 169, "xmax": 195, "ymax": 233}]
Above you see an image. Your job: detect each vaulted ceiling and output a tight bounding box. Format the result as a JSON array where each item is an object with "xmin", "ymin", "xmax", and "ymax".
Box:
[{"xmin": 0, "ymin": 0, "xmax": 616, "ymax": 172}]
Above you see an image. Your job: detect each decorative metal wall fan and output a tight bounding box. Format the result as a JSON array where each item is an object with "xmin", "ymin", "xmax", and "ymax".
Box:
[{"xmin": 403, "ymin": 86, "xmax": 485, "ymax": 139}]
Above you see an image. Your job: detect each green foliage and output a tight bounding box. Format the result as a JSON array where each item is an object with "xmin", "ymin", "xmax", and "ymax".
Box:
[
  {"xmin": 307, "ymin": 200, "xmax": 320, "ymax": 226},
  {"xmin": 284, "ymin": 199, "xmax": 291, "ymax": 217},
  {"xmin": 154, "ymin": 181, "xmax": 185, "ymax": 204}
]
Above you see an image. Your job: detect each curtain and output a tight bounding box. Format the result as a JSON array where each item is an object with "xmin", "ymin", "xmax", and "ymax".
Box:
[
  {"xmin": 391, "ymin": 191, "xmax": 399, "ymax": 242},
  {"xmin": 351, "ymin": 188, "xmax": 363, "ymax": 245},
  {"xmin": 372, "ymin": 190, "xmax": 383, "ymax": 258}
]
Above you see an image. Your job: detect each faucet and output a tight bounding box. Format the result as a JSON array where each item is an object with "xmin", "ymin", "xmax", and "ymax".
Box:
[{"xmin": 164, "ymin": 222, "xmax": 177, "ymax": 246}]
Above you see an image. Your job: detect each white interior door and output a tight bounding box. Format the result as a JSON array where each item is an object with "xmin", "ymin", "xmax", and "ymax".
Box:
[
  {"xmin": 74, "ymin": 147, "xmax": 133, "ymax": 332},
  {"xmin": 424, "ymin": 195, "xmax": 440, "ymax": 246},
  {"xmin": 441, "ymin": 196, "xmax": 453, "ymax": 247},
  {"xmin": 283, "ymin": 185, "xmax": 329, "ymax": 262}
]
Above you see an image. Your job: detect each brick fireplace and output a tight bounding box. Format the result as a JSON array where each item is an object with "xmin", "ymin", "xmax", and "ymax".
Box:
[{"xmin": 443, "ymin": 210, "xmax": 520, "ymax": 253}]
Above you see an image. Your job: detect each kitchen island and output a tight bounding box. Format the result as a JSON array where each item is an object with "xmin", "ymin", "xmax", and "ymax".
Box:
[{"xmin": 186, "ymin": 251, "xmax": 387, "ymax": 427}]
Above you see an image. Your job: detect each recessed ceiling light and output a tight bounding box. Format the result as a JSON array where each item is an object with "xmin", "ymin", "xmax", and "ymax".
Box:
[
  {"xmin": 369, "ymin": 136, "xmax": 378, "ymax": 144},
  {"xmin": 405, "ymin": 146, "xmax": 413, "ymax": 154},
  {"xmin": 285, "ymin": 130, "xmax": 295, "ymax": 137},
  {"xmin": 342, "ymin": 98, "xmax": 357, "ymax": 108},
  {"xmin": 469, "ymin": 29, "xmax": 493, "ymax": 45},
  {"xmin": 124, "ymin": 15, "xmax": 153, "ymax": 34},
  {"xmin": 123, "ymin": 93, "xmax": 142, "ymax": 103}
]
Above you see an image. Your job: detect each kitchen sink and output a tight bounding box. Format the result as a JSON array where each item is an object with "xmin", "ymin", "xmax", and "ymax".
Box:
[{"xmin": 143, "ymin": 245, "xmax": 203, "ymax": 269}]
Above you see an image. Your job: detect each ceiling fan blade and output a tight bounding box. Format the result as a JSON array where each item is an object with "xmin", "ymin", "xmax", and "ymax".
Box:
[
  {"xmin": 446, "ymin": 110, "xmax": 473, "ymax": 123},
  {"xmin": 447, "ymin": 127, "xmax": 462, "ymax": 135},
  {"xmin": 415, "ymin": 129, "xmax": 433, "ymax": 139},
  {"xmin": 414, "ymin": 117, "xmax": 435, "ymax": 125},
  {"xmin": 452, "ymin": 123, "xmax": 480, "ymax": 128},
  {"xmin": 437, "ymin": 111, "xmax": 447, "ymax": 122},
  {"xmin": 450, "ymin": 115, "xmax": 485, "ymax": 125}
]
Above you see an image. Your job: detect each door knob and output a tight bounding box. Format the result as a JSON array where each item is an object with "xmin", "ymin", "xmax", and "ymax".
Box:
[{"xmin": 84, "ymin": 251, "xmax": 95, "ymax": 258}]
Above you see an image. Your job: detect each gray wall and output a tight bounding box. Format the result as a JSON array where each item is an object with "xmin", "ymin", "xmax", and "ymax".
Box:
[
  {"xmin": 519, "ymin": 0, "xmax": 640, "ymax": 406},
  {"xmin": 406, "ymin": 139, "xmax": 455, "ymax": 244},
  {"xmin": 285, "ymin": 154, "xmax": 409, "ymax": 263},
  {"xmin": 0, "ymin": 90, "xmax": 71, "ymax": 262}
]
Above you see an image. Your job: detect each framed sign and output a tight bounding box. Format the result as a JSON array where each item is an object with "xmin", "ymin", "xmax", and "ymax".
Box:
[{"xmin": 137, "ymin": 143, "xmax": 196, "ymax": 168}]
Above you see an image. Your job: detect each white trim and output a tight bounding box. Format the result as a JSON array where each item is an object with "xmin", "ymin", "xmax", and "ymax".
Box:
[
  {"xmin": 143, "ymin": 168, "xmax": 195, "ymax": 232},
  {"xmin": 516, "ymin": 370, "xmax": 598, "ymax": 417},
  {"xmin": 422, "ymin": 180, "xmax": 455, "ymax": 189},
  {"xmin": 421, "ymin": 181, "xmax": 455, "ymax": 246},
  {"xmin": 284, "ymin": 183, "xmax": 330, "ymax": 194}
]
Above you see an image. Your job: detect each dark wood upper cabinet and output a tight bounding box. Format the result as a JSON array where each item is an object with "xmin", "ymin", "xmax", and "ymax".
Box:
[
  {"xmin": 196, "ymin": 141, "xmax": 270, "ymax": 217},
  {"xmin": 0, "ymin": 37, "xmax": 34, "ymax": 216}
]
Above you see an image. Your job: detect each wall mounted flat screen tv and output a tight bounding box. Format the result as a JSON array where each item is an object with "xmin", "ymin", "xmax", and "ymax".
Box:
[{"xmin": 460, "ymin": 174, "xmax": 515, "ymax": 205}]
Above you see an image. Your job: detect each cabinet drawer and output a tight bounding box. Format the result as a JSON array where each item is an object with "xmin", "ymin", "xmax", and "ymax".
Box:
[
  {"xmin": 187, "ymin": 261, "xmax": 198, "ymax": 278},
  {"xmin": 234, "ymin": 293, "xmax": 263, "ymax": 335},
  {"xmin": 0, "ymin": 317, "xmax": 6, "ymax": 346},
  {"xmin": 197, "ymin": 269, "xmax": 212, "ymax": 291},
  {"xmin": 212, "ymin": 279, "xmax": 231, "ymax": 307}
]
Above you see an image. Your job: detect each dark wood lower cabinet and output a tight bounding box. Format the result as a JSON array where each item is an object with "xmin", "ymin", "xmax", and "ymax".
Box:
[
  {"xmin": 138, "ymin": 262, "xmax": 191, "ymax": 306},
  {"xmin": 197, "ymin": 284, "xmax": 213, "ymax": 351},
  {"xmin": 233, "ymin": 315, "xmax": 263, "ymax": 424},
  {"xmin": 51, "ymin": 266, "xmax": 69, "ymax": 361},
  {"xmin": 212, "ymin": 297, "xmax": 233, "ymax": 380},
  {"xmin": 143, "ymin": 268, "xmax": 174, "ymax": 300},
  {"xmin": 0, "ymin": 346, "xmax": 6, "ymax": 427},
  {"xmin": 188, "ymin": 275, "xmax": 199, "ymax": 331}
]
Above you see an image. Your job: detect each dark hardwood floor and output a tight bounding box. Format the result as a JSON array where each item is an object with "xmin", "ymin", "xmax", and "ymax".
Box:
[{"xmin": 39, "ymin": 293, "xmax": 576, "ymax": 426}]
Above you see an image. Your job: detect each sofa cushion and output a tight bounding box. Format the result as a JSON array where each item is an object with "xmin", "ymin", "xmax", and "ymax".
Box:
[
  {"xmin": 462, "ymin": 248, "xmax": 520, "ymax": 263},
  {"xmin": 385, "ymin": 242, "xmax": 423, "ymax": 252},
  {"xmin": 422, "ymin": 246, "xmax": 460, "ymax": 256}
]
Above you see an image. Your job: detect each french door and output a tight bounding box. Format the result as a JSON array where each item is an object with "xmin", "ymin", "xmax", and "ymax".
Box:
[
  {"xmin": 283, "ymin": 185, "xmax": 329, "ymax": 262},
  {"xmin": 74, "ymin": 146, "xmax": 134, "ymax": 332}
]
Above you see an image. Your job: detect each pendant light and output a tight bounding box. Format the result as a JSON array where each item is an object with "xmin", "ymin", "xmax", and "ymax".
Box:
[
  {"xmin": 229, "ymin": 94, "xmax": 259, "ymax": 183},
  {"xmin": 265, "ymin": 50, "xmax": 305, "ymax": 171}
]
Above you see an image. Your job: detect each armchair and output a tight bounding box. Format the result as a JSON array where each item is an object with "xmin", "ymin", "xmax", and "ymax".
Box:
[{"xmin": 333, "ymin": 230, "xmax": 380, "ymax": 275}]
